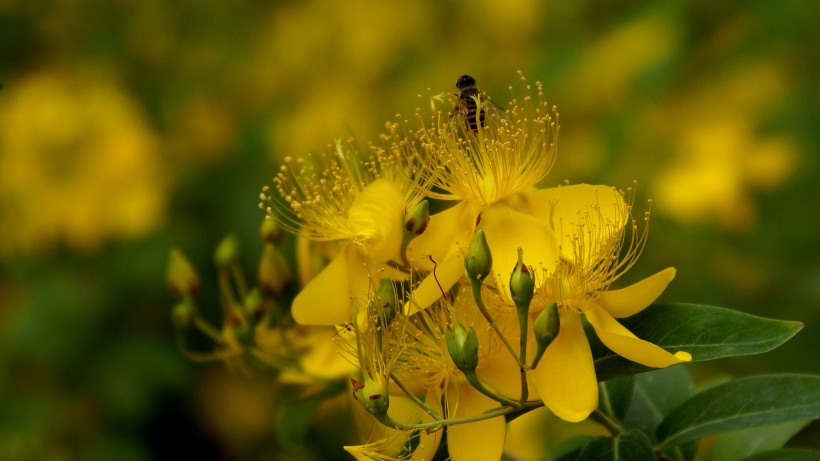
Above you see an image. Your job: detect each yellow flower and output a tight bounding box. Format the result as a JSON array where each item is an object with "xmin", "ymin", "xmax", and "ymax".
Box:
[
  {"xmin": 391, "ymin": 292, "xmax": 523, "ymax": 460},
  {"xmin": 403, "ymin": 73, "xmax": 560, "ymax": 311},
  {"xmin": 261, "ymin": 139, "xmax": 419, "ymax": 324},
  {"xmin": 525, "ymin": 185, "xmax": 691, "ymax": 422}
]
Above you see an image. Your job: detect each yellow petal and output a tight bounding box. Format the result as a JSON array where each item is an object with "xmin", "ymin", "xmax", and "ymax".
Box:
[
  {"xmin": 597, "ymin": 268, "xmax": 677, "ymax": 318},
  {"xmin": 292, "ymin": 244, "xmax": 368, "ymax": 325},
  {"xmin": 406, "ymin": 201, "xmax": 480, "ymax": 272},
  {"xmin": 446, "ymin": 381, "xmax": 506, "ymax": 461},
  {"xmin": 530, "ymin": 311, "xmax": 598, "ymax": 422},
  {"xmin": 481, "ymin": 203, "xmax": 558, "ymax": 289},
  {"xmin": 349, "ymin": 179, "xmax": 406, "ymax": 261},
  {"xmin": 585, "ymin": 302, "xmax": 692, "ymax": 367},
  {"xmin": 521, "ymin": 185, "xmax": 626, "ymax": 262},
  {"xmin": 388, "ymin": 392, "xmax": 443, "ymax": 461},
  {"xmin": 406, "ymin": 252, "xmax": 464, "ymax": 314}
]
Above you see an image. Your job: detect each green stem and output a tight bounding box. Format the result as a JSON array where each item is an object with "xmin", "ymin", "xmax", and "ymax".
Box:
[
  {"xmin": 379, "ymin": 400, "xmax": 544, "ymax": 431},
  {"xmin": 515, "ymin": 301, "xmax": 529, "ymax": 405},
  {"xmin": 390, "ymin": 373, "xmax": 442, "ymax": 421},
  {"xmin": 590, "ymin": 408, "xmax": 623, "ymax": 436},
  {"xmin": 470, "ymin": 281, "xmax": 520, "ymax": 362},
  {"xmin": 193, "ymin": 316, "xmax": 227, "ymax": 344},
  {"xmin": 464, "ymin": 370, "xmax": 520, "ymax": 408},
  {"xmin": 230, "ymin": 263, "xmax": 249, "ymax": 300}
]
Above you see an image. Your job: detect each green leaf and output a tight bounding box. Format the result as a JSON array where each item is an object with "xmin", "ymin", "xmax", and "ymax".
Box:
[
  {"xmin": 576, "ymin": 430, "xmax": 654, "ymax": 461},
  {"xmin": 741, "ymin": 448, "xmax": 820, "ymax": 461},
  {"xmin": 549, "ymin": 435, "xmax": 597, "ymax": 461},
  {"xmin": 658, "ymin": 374, "xmax": 820, "ymax": 448},
  {"xmin": 598, "ymin": 375, "xmax": 634, "ymax": 421},
  {"xmin": 590, "ymin": 303, "xmax": 803, "ymax": 381},
  {"xmin": 622, "ymin": 366, "xmax": 692, "ymax": 441},
  {"xmin": 713, "ymin": 419, "xmax": 812, "ymax": 461}
]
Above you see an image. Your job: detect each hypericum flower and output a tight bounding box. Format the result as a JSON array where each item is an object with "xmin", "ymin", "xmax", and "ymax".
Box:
[
  {"xmin": 525, "ymin": 184, "xmax": 692, "ymax": 422},
  {"xmin": 402, "ymin": 72, "xmax": 561, "ymax": 311},
  {"xmin": 391, "ymin": 291, "xmax": 523, "ymax": 460},
  {"xmin": 261, "ymin": 139, "xmax": 421, "ymax": 325}
]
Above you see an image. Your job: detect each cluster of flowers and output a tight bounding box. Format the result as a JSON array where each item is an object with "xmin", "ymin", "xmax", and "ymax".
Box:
[{"xmin": 257, "ymin": 72, "xmax": 692, "ymax": 460}]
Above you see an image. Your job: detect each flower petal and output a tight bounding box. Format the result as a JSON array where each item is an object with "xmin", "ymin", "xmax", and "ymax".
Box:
[
  {"xmin": 520, "ymin": 185, "xmax": 627, "ymax": 262},
  {"xmin": 597, "ymin": 268, "xmax": 676, "ymax": 318},
  {"xmin": 585, "ymin": 302, "xmax": 692, "ymax": 367},
  {"xmin": 530, "ymin": 311, "xmax": 598, "ymax": 422},
  {"xmin": 447, "ymin": 381, "xmax": 506, "ymax": 461},
  {"xmin": 388, "ymin": 391, "xmax": 443, "ymax": 461},
  {"xmin": 406, "ymin": 252, "xmax": 464, "ymax": 314},
  {"xmin": 349, "ymin": 179, "xmax": 406, "ymax": 261},
  {"xmin": 481, "ymin": 203, "xmax": 558, "ymax": 290},
  {"xmin": 406, "ymin": 201, "xmax": 480, "ymax": 272},
  {"xmin": 292, "ymin": 244, "xmax": 368, "ymax": 325}
]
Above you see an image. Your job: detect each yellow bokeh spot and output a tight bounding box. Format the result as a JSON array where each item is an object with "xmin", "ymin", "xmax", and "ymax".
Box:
[{"xmin": 0, "ymin": 71, "xmax": 168, "ymax": 255}]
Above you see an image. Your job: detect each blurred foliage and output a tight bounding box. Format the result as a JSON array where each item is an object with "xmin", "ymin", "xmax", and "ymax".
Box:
[{"xmin": 0, "ymin": 0, "xmax": 818, "ymax": 459}]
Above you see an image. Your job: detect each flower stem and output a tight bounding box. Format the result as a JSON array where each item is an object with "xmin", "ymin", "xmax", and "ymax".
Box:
[
  {"xmin": 390, "ymin": 373, "xmax": 442, "ymax": 421},
  {"xmin": 470, "ymin": 280, "xmax": 520, "ymax": 362},
  {"xmin": 590, "ymin": 408, "xmax": 623, "ymax": 436},
  {"xmin": 379, "ymin": 400, "xmax": 544, "ymax": 431},
  {"xmin": 464, "ymin": 370, "xmax": 521, "ymax": 408}
]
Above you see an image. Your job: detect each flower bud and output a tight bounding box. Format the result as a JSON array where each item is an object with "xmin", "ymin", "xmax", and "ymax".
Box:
[
  {"xmin": 171, "ymin": 297, "xmax": 197, "ymax": 329},
  {"xmin": 465, "ymin": 229, "xmax": 492, "ymax": 283},
  {"xmin": 243, "ymin": 288, "xmax": 266, "ymax": 323},
  {"xmin": 258, "ymin": 243, "xmax": 291, "ymax": 295},
  {"xmin": 532, "ymin": 302, "xmax": 560, "ymax": 368},
  {"xmin": 259, "ymin": 217, "xmax": 283, "ymax": 243},
  {"xmin": 351, "ymin": 376, "xmax": 389, "ymax": 417},
  {"xmin": 375, "ymin": 278, "xmax": 398, "ymax": 324},
  {"xmin": 445, "ymin": 320, "xmax": 480, "ymax": 372},
  {"xmin": 167, "ymin": 249, "xmax": 200, "ymax": 297},
  {"xmin": 403, "ymin": 200, "xmax": 430, "ymax": 237},
  {"xmin": 214, "ymin": 234, "xmax": 240, "ymax": 268},
  {"xmin": 509, "ymin": 248, "xmax": 535, "ymax": 312}
]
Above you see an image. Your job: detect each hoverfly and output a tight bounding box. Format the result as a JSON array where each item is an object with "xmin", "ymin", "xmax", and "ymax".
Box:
[{"xmin": 453, "ymin": 74, "xmax": 507, "ymax": 132}]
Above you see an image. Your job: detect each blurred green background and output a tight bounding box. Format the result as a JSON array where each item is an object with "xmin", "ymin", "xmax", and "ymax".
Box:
[{"xmin": 1, "ymin": 0, "xmax": 818, "ymax": 459}]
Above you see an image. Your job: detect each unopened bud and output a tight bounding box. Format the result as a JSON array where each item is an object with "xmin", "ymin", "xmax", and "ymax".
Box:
[
  {"xmin": 259, "ymin": 217, "xmax": 283, "ymax": 243},
  {"xmin": 243, "ymin": 288, "xmax": 266, "ymax": 323},
  {"xmin": 465, "ymin": 229, "xmax": 492, "ymax": 283},
  {"xmin": 532, "ymin": 302, "xmax": 560, "ymax": 369},
  {"xmin": 375, "ymin": 278, "xmax": 398, "ymax": 323},
  {"xmin": 167, "ymin": 249, "xmax": 200, "ymax": 297},
  {"xmin": 445, "ymin": 320, "xmax": 480, "ymax": 372},
  {"xmin": 171, "ymin": 298, "xmax": 197, "ymax": 329},
  {"xmin": 214, "ymin": 234, "xmax": 240, "ymax": 267},
  {"xmin": 258, "ymin": 243, "xmax": 291, "ymax": 295},
  {"xmin": 403, "ymin": 200, "xmax": 430, "ymax": 236},
  {"xmin": 509, "ymin": 248, "xmax": 535, "ymax": 312},
  {"xmin": 351, "ymin": 377, "xmax": 389, "ymax": 416}
]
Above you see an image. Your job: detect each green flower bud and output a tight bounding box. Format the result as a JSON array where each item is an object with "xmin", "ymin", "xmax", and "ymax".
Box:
[
  {"xmin": 167, "ymin": 249, "xmax": 200, "ymax": 297},
  {"xmin": 243, "ymin": 288, "xmax": 266, "ymax": 323},
  {"xmin": 375, "ymin": 278, "xmax": 398, "ymax": 324},
  {"xmin": 259, "ymin": 217, "xmax": 283, "ymax": 243},
  {"xmin": 445, "ymin": 320, "xmax": 480, "ymax": 372},
  {"xmin": 258, "ymin": 243, "xmax": 291, "ymax": 295},
  {"xmin": 214, "ymin": 234, "xmax": 240, "ymax": 268},
  {"xmin": 465, "ymin": 228, "xmax": 492, "ymax": 283},
  {"xmin": 532, "ymin": 302, "xmax": 560, "ymax": 369},
  {"xmin": 403, "ymin": 200, "xmax": 430, "ymax": 237},
  {"xmin": 351, "ymin": 377, "xmax": 390, "ymax": 416},
  {"xmin": 171, "ymin": 297, "xmax": 197, "ymax": 329},
  {"xmin": 509, "ymin": 247, "xmax": 535, "ymax": 312}
]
